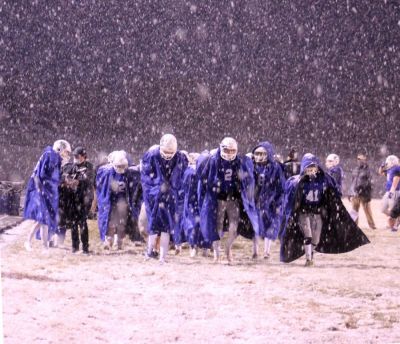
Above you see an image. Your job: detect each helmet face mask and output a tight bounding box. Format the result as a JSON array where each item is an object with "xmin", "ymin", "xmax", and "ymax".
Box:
[
  {"xmin": 60, "ymin": 148, "xmax": 71, "ymax": 166},
  {"xmin": 160, "ymin": 134, "xmax": 177, "ymax": 161},
  {"xmin": 114, "ymin": 164, "xmax": 127, "ymax": 174},
  {"xmin": 305, "ymin": 165, "xmax": 318, "ymax": 178},
  {"xmin": 254, "ymin": 147, "xmax": 267, "ymax": 163},
  {"xmin": 221, "ymin": 147, "xmax": 237, "ymax": 161},
  {"xmin": 60, "ymin": 149, "xmax": 71, "ymax": 161},
  {"xmin": 53, "ymin": 139, "xmax": 71, "ymax": 165},
  {"xmin": 220, "ymin": 137, "xmax": 238, "ymax": 161},
  {"xmin": 160, "ymin": 147, "xmax": 176, "ymax": 161}
]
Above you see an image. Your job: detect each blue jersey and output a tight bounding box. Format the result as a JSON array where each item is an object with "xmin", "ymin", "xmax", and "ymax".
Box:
[
  {"xmin": 159, "ymin": 155, "xmax": 177, "ymax": 181},
  {"xmin": 328, "ymin": 165, "xmax": 344, "ymax": 195},
  {"xmin": 254, "ymin": 164, "xmax": 267, "ymax": 185},
  {"xmin": 110, "ymin": 173, "xmax": 128, "ymax": 204},
  {"xmin": 254, "ymin": 164, "xmax": 266, "ymax": 204},
  {"xmin": 252, "ymin": 141, "xmax": 286, "ymax": 240},
  {"xmin": 385, "ymin": 166, "xmax": 400, "ymax": 191},
  {"xmin": 216, "ymin": 159, "xmax": 240, "ymax": 200},
  {"xmin": 299, "ymin": 176, "xmax": 325, "ymax": 212}
]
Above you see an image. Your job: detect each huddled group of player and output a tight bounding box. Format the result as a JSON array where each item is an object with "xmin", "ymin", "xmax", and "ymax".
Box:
[{"xmin": 22, "ymin": 133, "xmax": 400, "ymax": 266}]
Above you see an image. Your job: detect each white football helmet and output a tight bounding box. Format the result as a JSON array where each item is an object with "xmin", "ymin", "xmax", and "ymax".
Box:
[
  {"xmin": 160, "ymin": 134, "xmax": 177, "ymax": 160},
  {"xmin": 112, "ymin": 150, "xmax": 128, "ymax": 174},
  {"xmin": 385, "ymin": 155, "xmax": 399, "ymax": 169},
  {"xmin": 325, "ymin": 153, "xmax": 340, "ymax": 169},
  {"xmin": 253, "ymin": 146, "xmax": 268, "ymax": 163},
  {"xmin": 53, "ymin": 139, "xmax": 71, "ymax": 164},
  {"xmin": 220, "ymin": 137, "xmax": 238, "ymax": 161},
  {"xmin": 107, "ymin": 151, "xmax": 123, "ymax": 164}
]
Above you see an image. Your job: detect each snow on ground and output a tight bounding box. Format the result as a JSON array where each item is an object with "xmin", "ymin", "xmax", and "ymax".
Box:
[{"xmin": 1, "ymin": 199, "xmax": 400, "ymax": 344}]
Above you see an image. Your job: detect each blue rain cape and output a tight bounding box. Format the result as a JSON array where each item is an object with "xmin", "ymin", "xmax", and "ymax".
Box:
[
  {"xmin": 252, "ymin": 141, "xmax": 285, "ymax": 240},
  {"xmin": 179, "ymin": 164, "xmax": 212, "ymax": 248},
  {"xmin": 198, "ymin": 149, "xmax": 259, "ymax": 242},
  {"xmin": 125, "ymin": 165, "xmax": 143, "ymax": 242},
  {"xmin": 96, "ymin": 164, "xmax": 141, "ymax": 241},
  {"xmin": 141, "ymin": 148, "xmax": 188, "ymax": 237},
  {"xmin": 328, "ymin": 165, "xmax": 344, "ymax": 196},
  {"xmin": 280, "ymin": 154, "xmax": 370, "ymax": 263},
  {"xmin": 385, "ymin": 165, "xmax": 400, "ymax": 191},
  {"xmin": 23, "ymin": 146, "xmax": 61, "ymax": 237},
  {"xmin": 126, "ymin": 165, "xmax": 142, "ymax": 220}
]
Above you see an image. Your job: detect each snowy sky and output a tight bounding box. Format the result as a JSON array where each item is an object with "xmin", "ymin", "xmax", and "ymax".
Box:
[{"xmin": 0, "ymin": 1, "xmax": 399, "ymax": 168}]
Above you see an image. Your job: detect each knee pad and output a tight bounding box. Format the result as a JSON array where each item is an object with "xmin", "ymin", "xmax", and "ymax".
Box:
[{"xmin": 303, "ymin": 237, "xmax": 312, "ymax": 245}]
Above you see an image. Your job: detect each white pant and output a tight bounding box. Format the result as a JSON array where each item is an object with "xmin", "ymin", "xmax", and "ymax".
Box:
[
  {"xmin": 214, "ymin": 200, "xmax": 239, "ymax": 260},
  {"xmin": 299, "ymin": 213, "xmax": 322, "ymax": 247},
  {"xmin": 138, "ymin": 202, "xmax": 148, "ymax": 240},
  {"xmin": 381, "ymin": 191, "xmax": 400, "ymax": 216}
]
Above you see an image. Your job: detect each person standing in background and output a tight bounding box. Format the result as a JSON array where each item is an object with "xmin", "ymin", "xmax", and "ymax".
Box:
[
  {"xmin": 283, "ymin": 147, "xmax": 301, "ymax": 180},
  {"xmin": 349, "ymin": 152, "xmax": 376, "ymax": 229},
  {"xmin": 70, "ymin": 147, "xmax": 94, "ymax": 253},
  {"xmin": 378, "ymin": 155, "xmax": 400, "ymax": 231}
]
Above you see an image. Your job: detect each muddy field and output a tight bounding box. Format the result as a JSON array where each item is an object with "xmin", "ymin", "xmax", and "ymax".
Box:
[{"xmin": 1, "ymin": 199, "xmax": 400, "ymax": 344}]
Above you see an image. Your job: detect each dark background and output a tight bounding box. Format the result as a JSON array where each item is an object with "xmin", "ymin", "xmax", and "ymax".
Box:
[{"xmin": 0, "ymin": 0, "xmax": 399, "ymax": 194}]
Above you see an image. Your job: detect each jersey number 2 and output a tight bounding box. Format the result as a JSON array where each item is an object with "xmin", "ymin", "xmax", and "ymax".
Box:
[{"xmin": 225, "ymin": 169, "xmax": 233, "ymax": 182}]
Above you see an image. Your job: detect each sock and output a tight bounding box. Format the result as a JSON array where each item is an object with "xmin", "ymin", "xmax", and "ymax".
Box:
[
  {"xmin": 252, "ymin": 236, "xmax": 259, "ymax": 255},
  {"xmin": 58, "ymin": 227, "xmax": 66, "ymax": 245},
  {"xmin": 159, "ymin": 232, "xmax": 170, "ymax": 261},
  {"xmin": 213, "ymin": 241, "xmax": 220, "ymax": 260},
  {"xmin": 40, "ymin": 225, "xmax": 49, "ymax": 248},
  {"xmin": 305, "ymin": 244, "xmax": 312, "ymax": 260},
  {"xmin": 264, "ymin": 238, "xmax": 272, "ymax": 255},
  {"xmin": 225, "ymin": 229, "xmax": 237, "ymax": 254},
  {"xmin": 27, "ymin": 222, "xmax": 41, "ymax": 243},
  {"xmin": 147, "ymin": 234, "xmax": 158, "ymax": 255}
]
